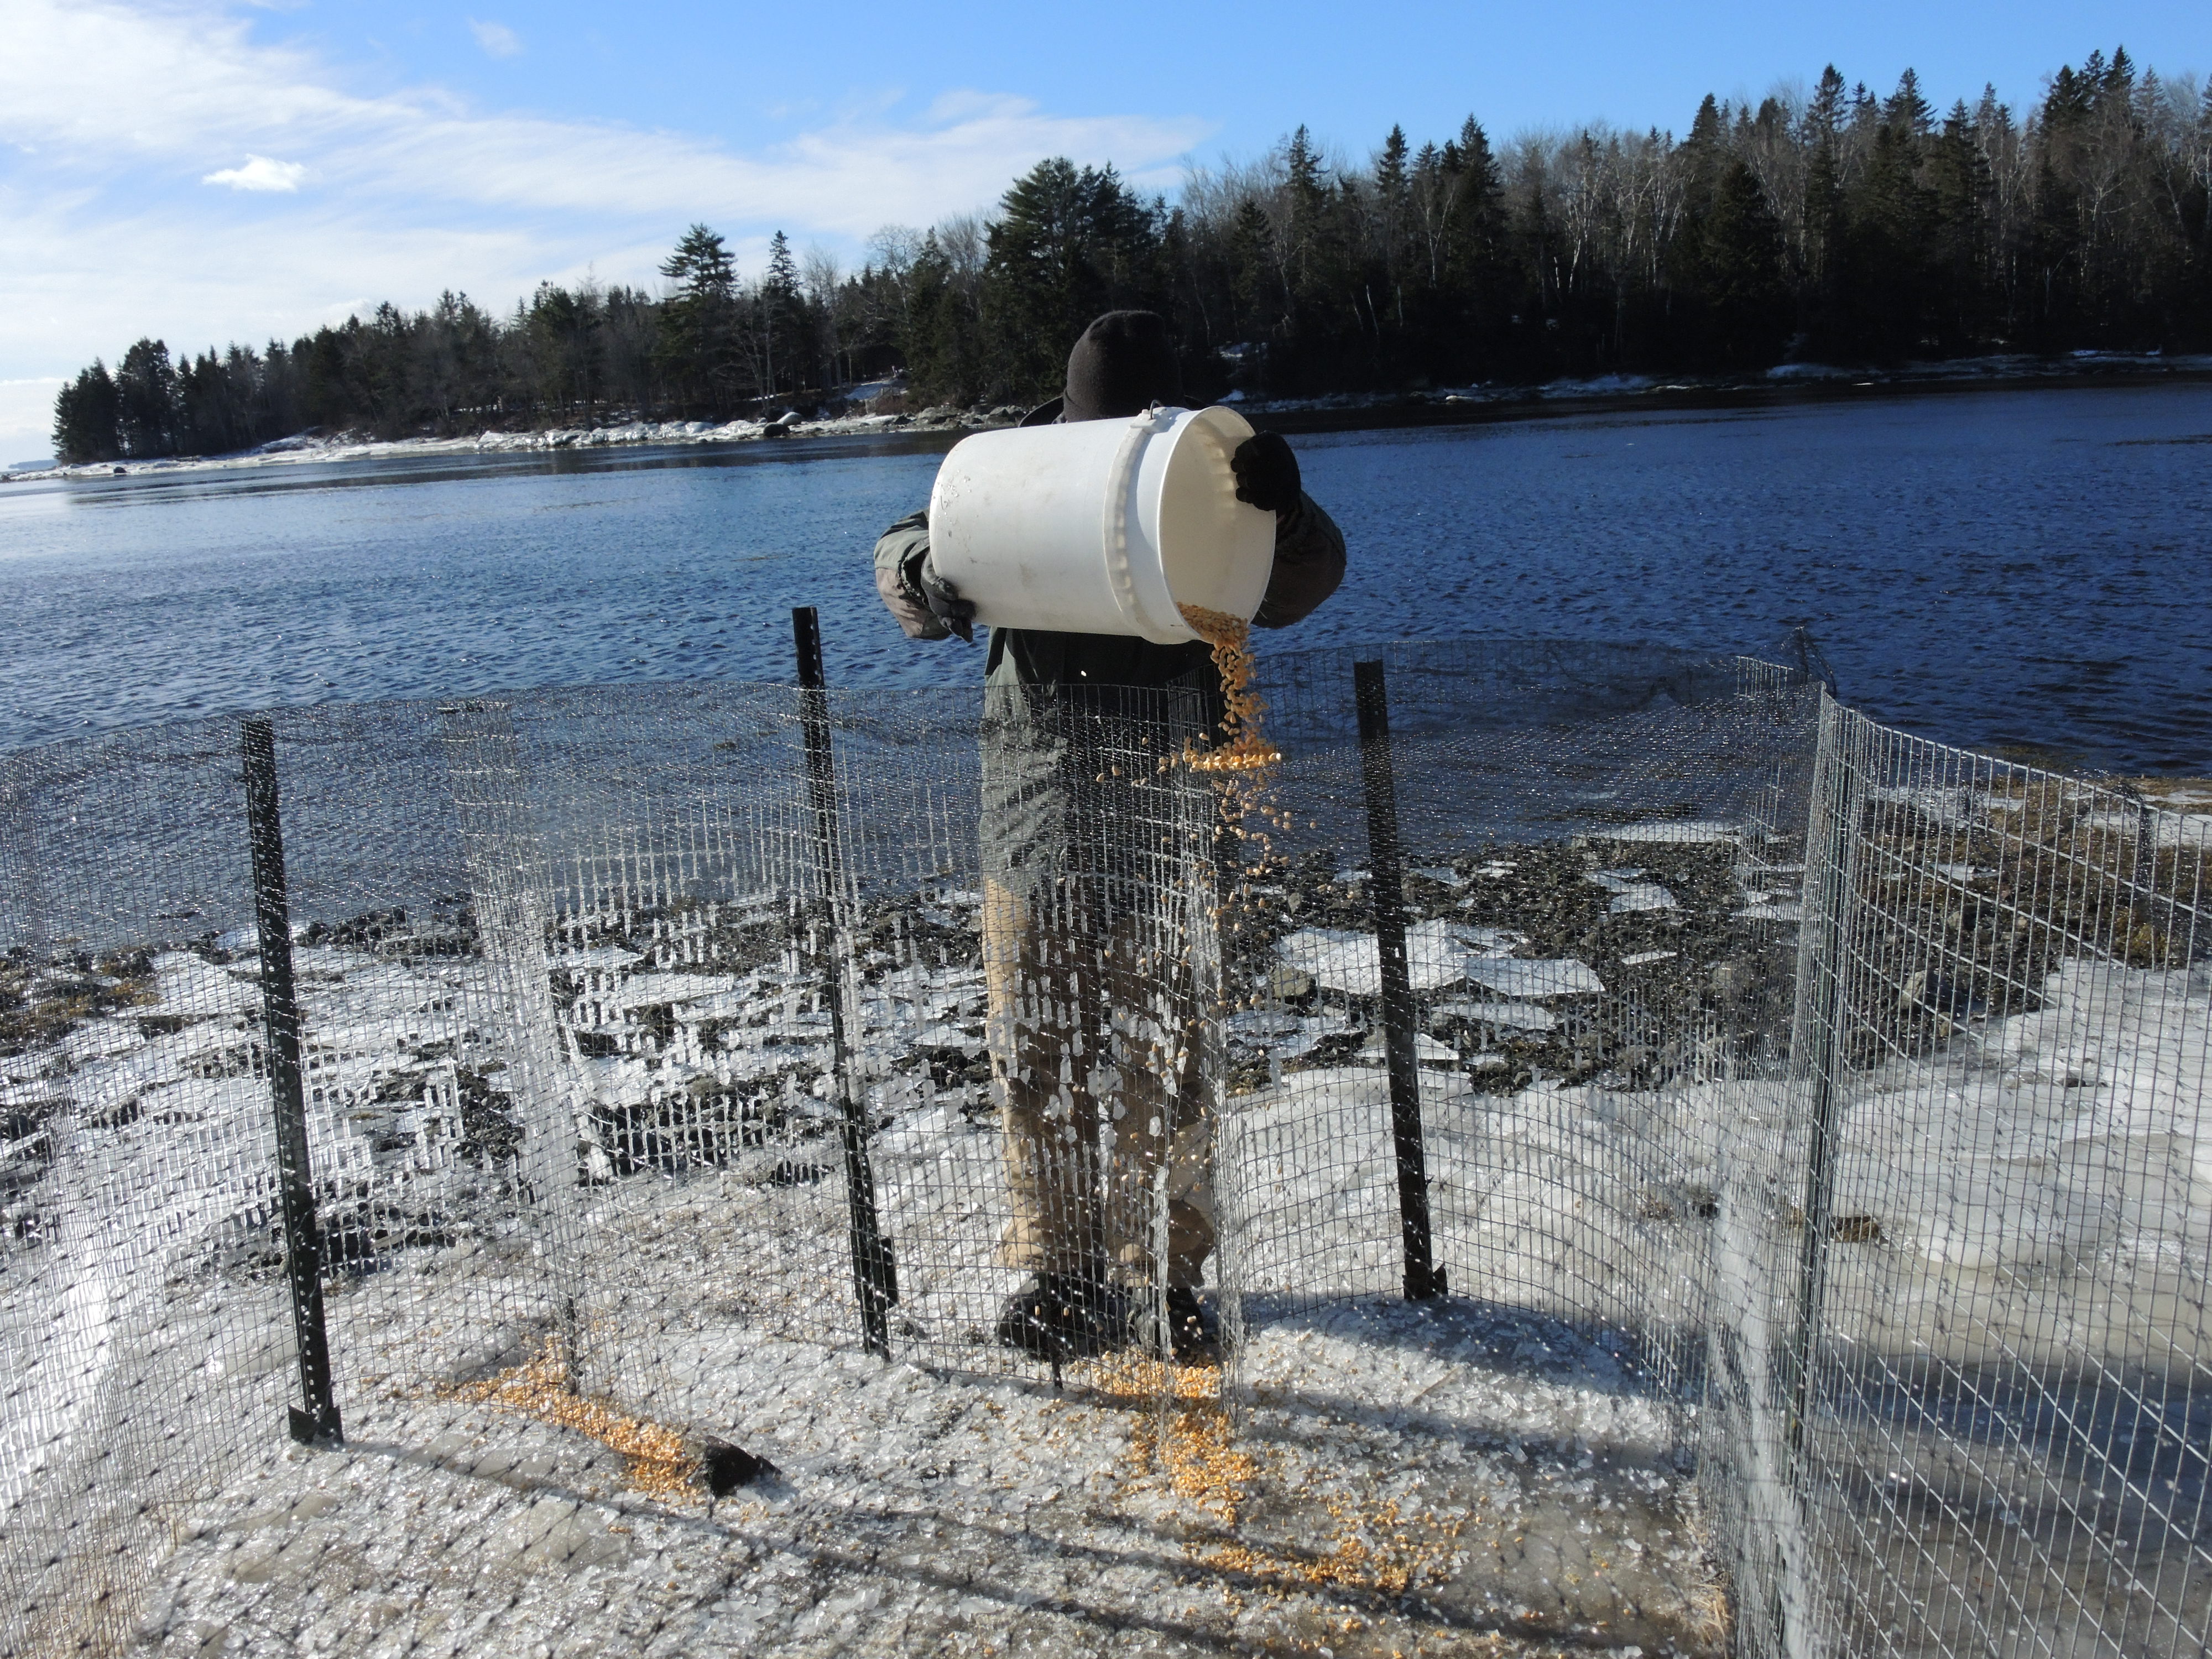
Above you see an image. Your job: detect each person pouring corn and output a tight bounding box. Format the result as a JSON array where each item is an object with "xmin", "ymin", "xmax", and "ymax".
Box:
[{"xmin": 873, "ymin": 311, "xmax": 1345, "ymax": 1359}]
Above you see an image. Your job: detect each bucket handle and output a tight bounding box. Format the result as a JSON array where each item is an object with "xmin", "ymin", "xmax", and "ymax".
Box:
[{"xmin": 1099, "ymin": 407, "xmax": 1175, "ymax": 639}]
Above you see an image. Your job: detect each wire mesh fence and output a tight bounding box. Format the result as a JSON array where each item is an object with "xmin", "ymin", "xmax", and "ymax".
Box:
[
  {"xmin": 0, "ymin": 639, "xmax": 2203, "ymax": 1656},
  {"xmin": 1710, "ymin": 700, "xmax": 2211, "ymax": 1659}
]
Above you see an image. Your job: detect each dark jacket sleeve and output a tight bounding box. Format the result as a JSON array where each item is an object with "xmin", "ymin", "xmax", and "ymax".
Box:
[
  {"xmin": 873, "ymin": 509, "xmax": 949, "ymax": 640},
  {"xmin": 1251, "ymin": 492, "xmax": 1346, "ymax": 629}
]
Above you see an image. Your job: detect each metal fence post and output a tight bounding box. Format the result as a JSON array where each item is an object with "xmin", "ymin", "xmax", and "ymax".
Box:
[
  {"xmin": 1787, "ymin": 694, "xmax": 1859, "ymax": 1465},
  {"xmin": 241, "ymin": 717, "xmax": 343, "ymax": 1447},
  {"xmin": 792, "ymin": 607, "xmax": 897, "ymax": 1359},
  {"xmin": 1353, "ymin": 660, "xmax": 1440, "ymax": 1302}
]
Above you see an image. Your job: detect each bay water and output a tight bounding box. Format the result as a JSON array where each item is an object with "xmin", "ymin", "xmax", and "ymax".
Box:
[{"xmin": 2, "ymin": 381, "xmax": 2205, "ymax": 771}]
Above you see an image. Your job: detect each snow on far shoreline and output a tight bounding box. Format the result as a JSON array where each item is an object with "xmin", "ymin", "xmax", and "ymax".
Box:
[
  {"xmin": 0, "ymin": 410, "xmax": 977, "ymax": 485},
  {"xmin": 9, "ymin": 350, "xmax": 2208, "ymax": 487}
]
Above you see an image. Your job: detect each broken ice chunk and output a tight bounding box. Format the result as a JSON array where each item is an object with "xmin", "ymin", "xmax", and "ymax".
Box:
[
  {"xmin": 1275, "ymin": 928, "xmax": 1379, "ymax": 995},
  {"xmin": 1587, "ymin": 868, "xmax": 1676, "ymax": 909},
  {"xmin": 1444, "ymin": 921, "xmax": 1524, "ymax": 957},
  {"xmin": 1277, "ymin": 918, "xmax": 1528, "ymax": 995},
  {"xmin": 1735, "ymin": 899, "xmax": 1803, "ymax": 923},
  {"xmin": 1358, "ymin": 1030, "xmax": 1461, "ymax": 1067},
  {"xmin": 1430, "ymin": 999, "xmax": 1558, "ymax": 1032},
  {"xmin": 1592, "ymin": 820, "xmax": 1738, "ymax": 845},
  {"xmin": 1462, "ymin": 958, "xmax": 1604, "ymax": 998}
]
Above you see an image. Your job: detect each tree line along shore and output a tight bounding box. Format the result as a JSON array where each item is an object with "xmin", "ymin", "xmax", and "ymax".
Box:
[{"xmin": 49, "ymin": 48, "xmax": 2211, "ymax": 466}]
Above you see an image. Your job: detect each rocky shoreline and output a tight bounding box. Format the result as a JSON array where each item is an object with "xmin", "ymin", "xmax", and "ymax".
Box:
[{"xmin": 10, "ymin": 349, "xmax": 2207, "ymax": 486}]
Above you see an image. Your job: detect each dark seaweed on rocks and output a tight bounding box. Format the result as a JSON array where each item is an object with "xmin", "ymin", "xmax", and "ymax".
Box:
[
  {"xmin": 1, "ymin": 948, "xmax": 160, "ymax": 1057},
  {"xmin": 1222, "ymin": 830, "xmax": 1803, "ymax": 1097},
  {"xmin": 454, "ymin": 1066, "xmax": 525, "ymax": 1167}
]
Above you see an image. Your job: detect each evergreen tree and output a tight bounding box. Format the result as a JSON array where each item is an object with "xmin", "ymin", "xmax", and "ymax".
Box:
[
  {"xmin": 1695, "ymin": 161, "xmax": 1792, "ymax": 364},
  {"xmin": 1806, "ymin": 66, "xmax": 1848, "ymax": 148},
  {"xmin": 1417, "ymin": 117, "xmax": 1509, "ymax": 377},
  {"xmin": 45, "ymin": 48, "xmax": 2212, "ymax": 425},
  {"xmin": 1229, "ymin": 198, "xmax": 1279, "ymax": 343},
  {"xmin": 114, "ymin": 338, "xmax": 178, "ymax": 457},
  {"xmin": 1373, "ymin": 126, "xmax": 1412, "ymax": 330},
  {"xmin": 1681, "ymin": 94, "xmax": 1731, "ymax": 214},
  {"xmin": 526, "ymin": 281, "xmax": 605, "ymax": 412},
  {"xmin": 761, "ymin": 231, "xmax": 804, "ymax": 398},
  {"xmin": 1848, "ymin": 119, "xmax": 1940, "ymax": 355},
  {"xmin": 1281, "ymin": 126, "xmax": 1332, "ymax": 305},
  {"xmin": 1925, "ymin": 103, "xmax": 1993, "ymax": 347},
  {"xmin": 51, "ymin": 361, "xmax": 121, "ymax": 462},
  {"xmin": 904, "ymin": 231, "xmax": 987, "ymax": 403},
  {"xmin": 982, "ymin": 157, "xmax": 1159, "ymax": 399},
  {"xmin": 1884, "ymin": 69, "xmax": 1934, "ymax": 138},
  {"xmin": 658, "ymin": 223, "xmax": 742, "ymax": 414}
]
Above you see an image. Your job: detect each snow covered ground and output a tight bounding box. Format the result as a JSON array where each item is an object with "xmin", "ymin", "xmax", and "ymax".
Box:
[
  {"xmin": 4, "ymin": 406, "xmax": 1017, "ymax": 485},
  {"xmin": 31, "ymin": 940, "xmax": 2194, "ymax": 1657},
  {"xmin": 5, "ymin": 773, "xmax": 2206, "ymax": 1655},
  {"xmin": 112, "ymin": 1274, "xmax": 1727, "ymax": 1657}
]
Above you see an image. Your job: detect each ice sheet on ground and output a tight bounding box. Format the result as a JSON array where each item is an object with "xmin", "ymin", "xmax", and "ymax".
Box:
[
  {"xmin": 1587, "ymin": 820, "xmax": 1739, "ymax": 845},
  {"xmin": 2074, "ymin": 810, "xmax": 2212, "ymax": 849},
  {"xmin": 1798, "ymin": 959, "xmax": 2211, "ymax": 1338},
  {"xmin": 1357, "ymin": 1030, "xmax": 1462, "ymax": 1066},
  {"xmin": 1430, "ymin": 999, "xmax": 1558, "ymax": 1032},
  {"xmin": 1462, "ymin": 958, "xmax": 1605, "ymax": 998},
  {"xmin": 1587, "ymin": 868, "xmax": 1679, "ymax": 913},
  {"xmin": 19, "ymin": 958, "xmax": 1736, "ymax": 1658},
  {"xmin": 1733, "ymin": 899, "xmax": 1803, "ymax": 923},
  {"xmin": 1275, "ymin": 919, "xmax": 1522, "ymax": 996}
]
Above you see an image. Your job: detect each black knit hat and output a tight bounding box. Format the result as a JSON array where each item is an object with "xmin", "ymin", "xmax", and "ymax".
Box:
[{"xmin": 1045, "ymin": 310, "xmax": 1183, "ymax": 423}]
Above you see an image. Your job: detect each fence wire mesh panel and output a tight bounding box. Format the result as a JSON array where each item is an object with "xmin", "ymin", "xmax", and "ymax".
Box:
[
  {"xmin": 1206, "ymin": 640, "xmax": 1821, "ymax": 1641},
  {"xmin": 1711, "ymin": 698, "xmax": 2212, "ymax": 1659},
  {"xmin": 1, "ymin": 721, "xmax": 294, "ymax": 1655},
  {"xmin": 487, "ymin": 680, "xmax": 1216, "ymax": 1431},
  {"xmin": 3, "ymin": 648, "xmax": 2208, "ymax": 1657}
]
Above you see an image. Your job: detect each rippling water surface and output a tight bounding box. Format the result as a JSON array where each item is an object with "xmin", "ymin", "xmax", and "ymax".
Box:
[{"xmin": 2, "ymin": 382, "xmax": 2206, "ymax": 770}]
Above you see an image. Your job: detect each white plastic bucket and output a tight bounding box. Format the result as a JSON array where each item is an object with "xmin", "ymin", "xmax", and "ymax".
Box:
[{"xmin": 925, "ymin": 405, "xmax": 1275, "ymax": 644}]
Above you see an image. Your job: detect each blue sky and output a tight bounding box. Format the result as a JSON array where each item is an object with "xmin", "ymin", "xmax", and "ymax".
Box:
[{"xmin": 2, "ymin": 0, "xmax": 2203, "ymax": 455}]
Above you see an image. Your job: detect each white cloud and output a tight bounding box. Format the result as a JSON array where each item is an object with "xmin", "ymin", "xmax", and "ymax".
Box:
[
  {"xmin": 201, "ymin": 154, "xmax": 307, "ymax": 191},
  {"xmin": 468, "ymin": 19, "xmax": 521, "ymax": 59},
  {"xmin": 0, "ymin": 0, "xmax": 1215, "ymax": 448},
  {"xmin": 0, "ymin": 0, "xmax": 1206, "ymax": 226}
]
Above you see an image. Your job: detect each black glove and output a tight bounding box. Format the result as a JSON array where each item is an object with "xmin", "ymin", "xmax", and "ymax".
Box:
[
  {"xmin": 917, "ymin": 557, "xmax": 976, "ymax": 644},
  {"xmin": 1230, "ymin": 431, "xmax": 1300, "ymax": 515}
]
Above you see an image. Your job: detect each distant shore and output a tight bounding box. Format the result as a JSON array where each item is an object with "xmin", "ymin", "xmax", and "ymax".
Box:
[{"xmin": 9, "ymin": 350, "xmax": 2209, "ymax": 485}]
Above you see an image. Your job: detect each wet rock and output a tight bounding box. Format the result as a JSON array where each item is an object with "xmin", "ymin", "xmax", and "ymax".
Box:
[{"xmin": 702, "ymin": 1438, "xmax": 779, "ymax": 1495}]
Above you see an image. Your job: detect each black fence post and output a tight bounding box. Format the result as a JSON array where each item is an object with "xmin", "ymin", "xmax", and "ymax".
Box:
[
  {"xmin": 1353, "ymin": 661, "xmax": 1440, "ymax": 1303},
  {"xmin": 241, "ymin": 717, "xmax": 343, "ymax": 1447},
  {"xmin": 792, "ymin": 607, "xmax": 897, "ymax": 1359}
]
